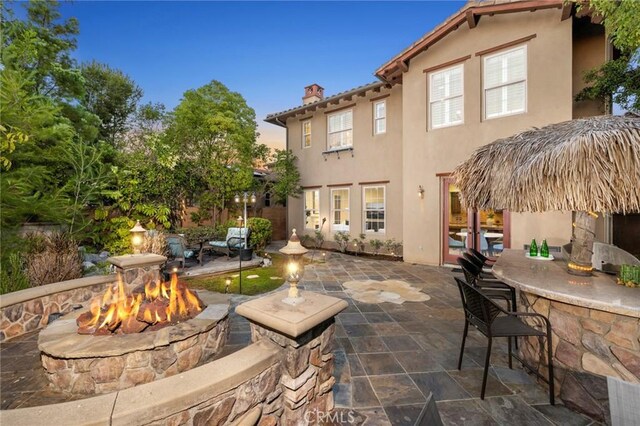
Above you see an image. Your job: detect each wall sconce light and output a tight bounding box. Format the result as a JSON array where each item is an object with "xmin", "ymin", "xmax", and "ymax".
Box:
[
  {"xmin": 418, "ymin": 185, "xmax": 425, "ymax": 199},
  {"xmin": 129, "ymin": 220, "xmax": 146, "ymax": 254}
]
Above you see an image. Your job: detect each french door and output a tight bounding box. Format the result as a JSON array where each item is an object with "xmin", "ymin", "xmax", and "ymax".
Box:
[{"xmin": 441, "ymin": 177, "xmax": 510, "ymax": 264}]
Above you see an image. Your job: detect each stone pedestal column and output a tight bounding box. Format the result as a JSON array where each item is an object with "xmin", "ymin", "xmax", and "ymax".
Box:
[
  {"xmin": 107, "ymin": 254, "xmax": 166, "ymax": 289},
  {"xmin": 236, "ymin": 290, "xmax": 347, "ymax": 425}
]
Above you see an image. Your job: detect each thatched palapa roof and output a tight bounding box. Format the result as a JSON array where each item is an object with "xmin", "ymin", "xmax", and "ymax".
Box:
[{"xmin": 453, "ymin": 115, "xmax": 640, "ymax": 214}]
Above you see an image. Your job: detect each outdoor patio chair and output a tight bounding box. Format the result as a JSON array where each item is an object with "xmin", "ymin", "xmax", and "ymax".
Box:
[
  {"xmin": 458, "ymin": 256, "xmax": 517, "ymax": 308},
  {"xmin": 469, "ymin": 248, "xmax": 497, "ymax": 266},
  {"xmin": 209, "ymin": 227, "xmax": 251, "ymax": 258},
  {"xmin": 166, "ymin": 234, "xmax": 195, "ymax": 268},
  {"xmin": 462, "ymin": 252, "xmax": 494, "ymax": 278},
  {"xmin": 454, "ymin": 277, "xmax": 554, "ymax": 404}
]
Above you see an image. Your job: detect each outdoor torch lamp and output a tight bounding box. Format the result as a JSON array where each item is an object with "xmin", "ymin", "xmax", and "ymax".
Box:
[
  {"xmin": 279, "ymin": 228, "xmax": 308, "ymax": 305},
  {"xmin": 129, "ymin": 220, "xmax": 146, "ymax": 254}
]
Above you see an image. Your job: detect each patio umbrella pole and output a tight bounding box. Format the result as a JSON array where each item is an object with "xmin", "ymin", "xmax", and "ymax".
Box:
[{"xmin": 568, "ymin": 210, "xmax": 597, "ymax": 276}]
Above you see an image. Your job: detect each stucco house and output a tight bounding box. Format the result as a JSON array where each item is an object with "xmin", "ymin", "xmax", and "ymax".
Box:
[{"xmin": 265, "ymin": 0, "xmax": 611, "ymax": 266}]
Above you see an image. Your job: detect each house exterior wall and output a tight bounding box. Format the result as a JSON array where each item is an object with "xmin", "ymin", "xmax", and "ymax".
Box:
[
  {"xmin": 402, "ymin": 9, "xmax": 575, "ymax": 264},
  {"xmin": 285, "ymin": 85, "xmax": 403, "ymax": 247},
  {"xmin": 276, "ymin": 7, "xmax": 606, "ymax": 264}
]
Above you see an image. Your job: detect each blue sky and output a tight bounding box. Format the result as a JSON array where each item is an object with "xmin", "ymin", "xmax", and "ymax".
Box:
[{"xmin": 50, "ymin": 1, "xmax": 465, "ymax": 148}]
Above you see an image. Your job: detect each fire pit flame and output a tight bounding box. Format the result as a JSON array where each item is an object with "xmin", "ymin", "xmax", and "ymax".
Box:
[{"xmin": 77, "ymin": 273, "xmax": 205, "ymax": 335}]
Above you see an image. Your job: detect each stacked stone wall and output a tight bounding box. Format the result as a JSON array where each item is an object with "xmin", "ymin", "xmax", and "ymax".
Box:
[
  {"xmin": 519, "ymin": 291, "xmax": 640, "ymax": 422},
  {"xmin": 0, "ymin": 276, "xmax": 114, "ymax": 341}
]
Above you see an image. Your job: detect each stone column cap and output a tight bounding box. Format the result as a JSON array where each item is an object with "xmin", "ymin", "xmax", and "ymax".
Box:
[
  {"xmin": 107, "ymin": 253, "xmax": 167, "ymax": 270},
  {"xmin": 236, "ymin": 291, "xmax": 348, "ymax": 339}
]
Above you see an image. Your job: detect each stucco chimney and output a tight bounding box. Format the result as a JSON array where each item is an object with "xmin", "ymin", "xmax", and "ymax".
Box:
[{"xmin": 303, "ymin": 84, "xmax": 324, "ymax": 105}]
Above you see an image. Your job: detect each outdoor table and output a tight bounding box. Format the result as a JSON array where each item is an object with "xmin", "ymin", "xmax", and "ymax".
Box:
[{"xmin": 492, "ymin": 249, "xmax": 639, "ymax": 410}]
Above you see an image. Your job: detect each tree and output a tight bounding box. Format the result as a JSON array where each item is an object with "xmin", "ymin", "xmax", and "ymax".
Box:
[
  {"xmin": 573, "ymin": 0, "xmax": 640, "ymax": 112},
  {"xmin": 81, "ymin": 61, "xmax": 143, "ymax": 145},
  {"xmin": 270, "ymin": 149, "xmax": 302, "ymax": 205},
  {"xmin": 168, "ymin": 80, "xmax": 261, "ymax": 223}
]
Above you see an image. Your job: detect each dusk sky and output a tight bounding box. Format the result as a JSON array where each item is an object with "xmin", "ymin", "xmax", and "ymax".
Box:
[{"xmin": 49, "ymin": 1, "xmax": 466, "ymax": 149}]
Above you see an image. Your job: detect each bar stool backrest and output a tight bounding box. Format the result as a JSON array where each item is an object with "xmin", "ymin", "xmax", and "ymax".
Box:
[
  {"xmin": 454, "ymin": 277, "xmax": 501, "ymax": 335},
  {"xmin": 457, "ymin": 257, "xmax": 481, "ymax": 286}
]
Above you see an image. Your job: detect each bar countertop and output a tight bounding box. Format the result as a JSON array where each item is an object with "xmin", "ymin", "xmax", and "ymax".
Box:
[{"xmin": 492, "ymin": 249, "xmax": 640, "ymax": 318}]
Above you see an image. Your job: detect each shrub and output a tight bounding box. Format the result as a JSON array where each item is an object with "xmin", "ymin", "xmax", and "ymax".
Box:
[
  {"xmin": 313, "ymin": 230, "xmax": 325, "ymax": 249},
  {"xmin": 384, "ymin": 238, "xmax": 403, "ymax": 257},
  {"xmin": 334, "ymin": 231, "xmax": 350, "ymax": 253},
  {"xmin": 25, "ymin": 232, "xmax": 83, "ymax": 286},
  {"xmin": 0, "ymin": 252, "xmax": 30, "ymax": 294},
  {"xmin": 247, "ymin": 217, "xmax": 272, "ymax": 251},
  {"xmin": 176, "ymin": 226, "xmax": 219, "ymax": 246},
  {"xmin": 351, "ymin": 233, "xmax": 366, "ymax": 255},
  {"xmin": 369, "ymin": 239, "xmax": 384, "ymax": 255}
]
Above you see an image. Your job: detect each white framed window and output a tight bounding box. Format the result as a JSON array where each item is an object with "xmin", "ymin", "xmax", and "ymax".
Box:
[
  {"xmin": 330, "ymin": 188, "xmax": 350, "ymax": 232},
  {"xmin": 363, "ymin": 186, "xmax": 385, "ymax": 233},
  {"xmin": 429, "ymin": 64, "xmax": 464, "ymax": 129},
  {"xmin": 373, "ymin": 100, "xmax": 386, "ymax": 135},
  {"xmin": 302, "ymin": 120, "xmax": 311, "ymax": 148},
  {"xmin": 327, "ymin": 110, "xmax": 353, "ymax": 150},
  {"xmin": 483, "ymin": 45, "xmax": 527, "ymax": 119},
  {"xmin": 304, "ymin": 190, "xmax": 320, "ymax": 230}
]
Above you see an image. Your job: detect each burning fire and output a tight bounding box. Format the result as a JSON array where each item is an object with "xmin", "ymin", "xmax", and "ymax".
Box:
[{"xmin": 77, "ymin": 273, "xmax": 205, "ymax": 335}]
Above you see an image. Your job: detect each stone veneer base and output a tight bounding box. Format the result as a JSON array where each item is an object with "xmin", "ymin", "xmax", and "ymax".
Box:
[{"xmin": 38, "ymin": 291, "xmax": 230, "ymax": 394}]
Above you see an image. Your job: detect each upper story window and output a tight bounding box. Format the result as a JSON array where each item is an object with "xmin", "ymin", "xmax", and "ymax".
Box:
[
  {"xmin": 302, "ymin": 120, "xmax": 312, "ymax": 148},
  {"xmin": 363, "ymin": 186, "xmax": 385, "ymax": 233},
  {"xmin": 304, "ymin": 189, "xmax": 320, "ymax": 230},
  {"xmin": 327, "ymin": 110, "xmax": 353, "ymax": 150},
  {"xmin": 373, "ymin": 100, "xmax": 386, "ymax": 135},
  {"xmin": 484, "ymin": 45, "xmax": 527, "ymax": 119},
  {"xmin": 429, "ymin": 64, "xmax": 463, "ymax": 129},
  {"xmin": 331, "ymin": 188, "xmax": 350, "ymax": 232}
]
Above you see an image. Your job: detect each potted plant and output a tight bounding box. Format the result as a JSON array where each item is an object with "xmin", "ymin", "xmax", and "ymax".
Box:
[{"xmin": 486, "ymin": 211, "xmax": 496, "ymax": 226}]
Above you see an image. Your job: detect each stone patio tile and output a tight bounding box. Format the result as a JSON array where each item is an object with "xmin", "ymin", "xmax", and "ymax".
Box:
[
  {"xmin": 388, "ymin": 311, "xmax": 420, "ymax": 323},
  {"xmin": 358, "ymin": 353, "xmax": 405, "ymax": 375},
  {"xmin": 333, "ymin": 383, "xmax": 352, "ymax": 408},
  {"xmin": 371, "ymin": 322, "xmax": 407, "ymax": 337},
  {"xmin": 354, "ymin": 303, "xmax": 383, "ymax": 313},
  {"xmin": 412, "ymin": 332, "xmax": 458, "ymax": 351},
  {"xmin": 394, "ymin": 351, "xmax": 444, "ymax": 373},
  {"xmin": 480, "ymin": 395, "xmax": 553, "ymax": 425},
  {"xmin": 368, "ymin": 374, "xmax": 426, "ymax": 407},
  {"xmin": 347, "ymin": 354, "xmax": 367, "ymax": 377},
  {"xmin": 336, "ymin": 337, "xmax": 355, "ymax": 354},
  {"xmin": 436, "ymin": 399, "xmax": 499, "ymax": 426},
  {"xmin": 334, "ymin": 350, "xmax": 351, "ymax": 384},
  {"xmin": 343, "ymin": 323, "xmax": 377, "ymax": 337},
  {"xmin": 357, "ymin": 407, "xmax": 391, "ymax": 425},
  {"xmin": 341, "ymin": 304, "xmax": 361, "ymax": 314},
  {"xmin": 351, "ymin": 377, "xmax": 380, "ymax": 408},
  {"xmin": 350, "ymin": 336, "xmax": 389, "ymax": 353},
  {"xmin": 338, "ymin": 312, "xmax": 368, "ymax": 325},
  {"xmin": 398, "ymin": 321, "xmax": 432, "ymax": 334},
  {"xmin": 380, "ymin": 335, "xmax": 421, "ymax": 352},
  {"xmin": 227, "ymin": 332, "xmax": 251, "ymax": 345},
  {"xmin": 362, "ymin": 312, "xmax": 393, "ymax": 323},
  {"xmin": 448, "ymin": 368, "xmax": 513, "ymax": 398},
  {"xmin": 1, "ymin": 391, "xmax": 35, "ymax": 410},
  {"xmin": 432, "ymin": 351, "xmax": 480, "ymax": 370},
  {"xmin": 533, "ymin": 404, "xmax": 593, "ymax": 426},
  {"xmin": 383, "ymin": 404, "xmax": 425, "ymax": 426},
  {"xmin": 410, "ymin": 371, "xmax": 471, "ymax": 401}
]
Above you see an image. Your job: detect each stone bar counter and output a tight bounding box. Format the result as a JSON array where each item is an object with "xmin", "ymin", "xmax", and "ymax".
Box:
[{"xmin": 493, "ymin": 249, "xmax": 640, "ymax": 422}]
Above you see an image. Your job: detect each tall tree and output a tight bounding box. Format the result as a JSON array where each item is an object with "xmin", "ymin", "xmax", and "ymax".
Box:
[
  {"xmin": 81, "ymin": 61, "xmax": 143, "ymax": 145},
  {"xmin": 169, "ymin": 80, "xmax": 261, "ymax": 222},
  {"xmin": 270, "ymin": 149, "xmax": 302, "ymax": 205}
]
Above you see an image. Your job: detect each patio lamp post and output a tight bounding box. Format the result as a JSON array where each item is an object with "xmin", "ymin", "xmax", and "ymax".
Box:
[
  {"xmin": 129, "ymin": 220, "xmax": 146, "ymax": 254},
  {"xmin": 280, "ymin": 229, "xmax": 309, "ymax": 305},
  {"xmin": 234, "ymin": 192, "xmax": 256, "ymax": 251}
]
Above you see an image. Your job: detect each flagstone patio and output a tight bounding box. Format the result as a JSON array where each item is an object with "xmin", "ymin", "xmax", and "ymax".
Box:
[{"xmin": 1, "ymin": 251, "xmax": 599, "ymax": 425}]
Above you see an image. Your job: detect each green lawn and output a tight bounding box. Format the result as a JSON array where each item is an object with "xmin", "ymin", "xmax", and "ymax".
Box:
[{"xmin": 185, "ymin": 253, "xmax": 287, "ymax": 295}]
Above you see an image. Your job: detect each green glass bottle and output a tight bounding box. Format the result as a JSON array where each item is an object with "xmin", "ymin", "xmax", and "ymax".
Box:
[
  {"xmin": 540, "ymin": 239, "xmax": 549, "ymax": 258},
  {"xmin": 529, "ymin": 239, "xmax": 538, "ymax": 257}
]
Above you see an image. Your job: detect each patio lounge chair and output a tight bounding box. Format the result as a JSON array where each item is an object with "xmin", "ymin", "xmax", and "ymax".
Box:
[
  {"xmin": 209, "ymin": 227, "xmax": 251, "ymax": 258},
  {"xmin": 454, "ymin": 277, "xmax": 554, "ymax": 404}
]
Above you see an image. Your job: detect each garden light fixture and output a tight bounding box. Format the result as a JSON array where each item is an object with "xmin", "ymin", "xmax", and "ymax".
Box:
[
  {"xmin": 129, "ymin": 220, "xmax": 146, "ymax": 254},
  {"xmin": 279, "ymin": 229, "xmax": 308, "ymax": 305}
]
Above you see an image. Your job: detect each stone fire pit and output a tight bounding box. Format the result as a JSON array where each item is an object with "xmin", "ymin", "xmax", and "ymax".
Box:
[{"xmin": 38, "ymin": 291, "xmax": 229, "ymax": 394}]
